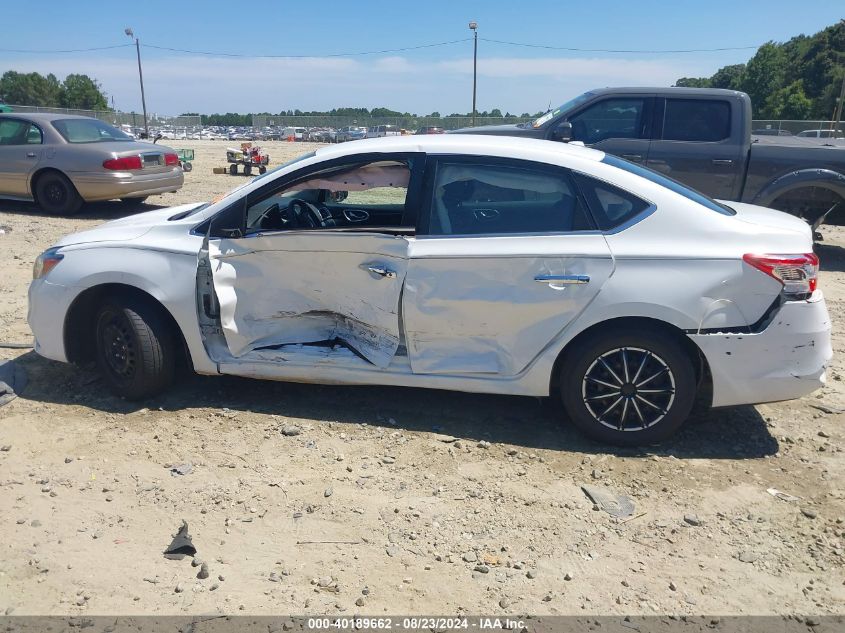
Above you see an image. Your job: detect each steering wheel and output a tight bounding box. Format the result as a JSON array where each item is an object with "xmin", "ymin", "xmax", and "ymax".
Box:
[{"xmin": 289, "ymin": 198, "xmax": 326, "ymax": 228}]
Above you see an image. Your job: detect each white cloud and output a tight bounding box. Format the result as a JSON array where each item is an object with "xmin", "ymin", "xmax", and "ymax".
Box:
[{"xmin": 3, "ymin": 53, "xmax": 716, "ymax": 115}]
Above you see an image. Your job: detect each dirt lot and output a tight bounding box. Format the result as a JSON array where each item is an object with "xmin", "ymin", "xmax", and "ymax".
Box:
[{"xmin": 0, "ymin": 140, "xmax": 844, "ymax": 616}]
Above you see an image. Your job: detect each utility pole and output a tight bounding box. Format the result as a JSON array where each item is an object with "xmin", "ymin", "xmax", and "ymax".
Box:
[
  {"xmin": 469, "ymin": 21, "xmax": 478, "ymax": 127},
  {"xmin": 832, "ymin": 70, "xmax": 845, "ymax": 134},
  {"xmin": 125, "ymin": 28, "xmax": 149, "ymax": 138}
]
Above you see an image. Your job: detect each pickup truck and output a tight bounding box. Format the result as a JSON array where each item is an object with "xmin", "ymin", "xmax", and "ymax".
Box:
[{"xmin": 457, "ymin": 87, "xmax": 845, "ymax": 225}]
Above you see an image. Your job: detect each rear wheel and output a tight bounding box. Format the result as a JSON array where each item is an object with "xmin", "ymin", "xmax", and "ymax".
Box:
[
  {"xmin": 34, "ymin": 172, "xmax": 83, "ymax": 215},
  {"xmin": 560, "ymin": 327, "xmax": 696, "ymax": 445},
  {"xmin": 94, "ymin": 296, "xmax": 176, "ymax": 400}
]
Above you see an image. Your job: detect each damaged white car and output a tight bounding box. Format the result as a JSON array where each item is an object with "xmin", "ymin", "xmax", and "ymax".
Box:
[{"xmin": 28, "ymin": 135, "xmax": 831, "ymax": 444}]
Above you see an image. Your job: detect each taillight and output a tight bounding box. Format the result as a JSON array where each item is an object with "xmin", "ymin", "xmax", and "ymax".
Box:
[
  {"xmin": 164, "ymin": 153, "xmax": 179, "ymax": 166},
  {"xmin": 103, "ymin": 156, "xmax": 142, "ymax": 170},
  {"xmin": 743, "ymin": 253, "xmax": 819, "ymax": 297}
]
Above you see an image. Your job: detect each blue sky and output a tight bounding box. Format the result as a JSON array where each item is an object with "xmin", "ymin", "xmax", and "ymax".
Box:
[{"xmin": 1, "ymin": 0, "xmax": 841, "ymax": 115}]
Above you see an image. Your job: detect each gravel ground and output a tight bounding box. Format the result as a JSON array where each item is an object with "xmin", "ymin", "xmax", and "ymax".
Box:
[{"xmin": 0, "ymin": 140, "xmax": 843, "ymax": 616}]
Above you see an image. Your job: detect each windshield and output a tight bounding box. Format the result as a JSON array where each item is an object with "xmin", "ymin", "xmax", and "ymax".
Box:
[
  {"xmin": 531, "ymin": 92, "xmax": 594, "ymax": 128},
  {"xmin": 52, "ymin": 118, "xmax": 133, "ymax": 143},
  {"xmin": 602, "ymin": 154, "xmax": 735, "ymax": 216}
]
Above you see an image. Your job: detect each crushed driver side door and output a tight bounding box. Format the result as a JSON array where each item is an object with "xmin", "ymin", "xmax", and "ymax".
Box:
[{"xmin": 209, "ymin": 231, "xmax": 409, "ymax": 368}]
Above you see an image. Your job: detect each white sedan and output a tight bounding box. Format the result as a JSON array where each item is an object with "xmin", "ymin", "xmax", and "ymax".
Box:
[{"xmin": 28, "ymin": 135, "xmax": 831, "ymax": 444}]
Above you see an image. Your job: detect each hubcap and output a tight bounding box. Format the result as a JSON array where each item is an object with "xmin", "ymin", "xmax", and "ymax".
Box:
[
  {"xmin": 581, "ymin": 347, "xmax": 675, "ymax": 431},
  {"xmin": 100, "ymin": 315, "xmax": 136, "ymax": 379},
  {"xmin": 46, "ymin": 182, "xmax": 66, "ymax": 204}
]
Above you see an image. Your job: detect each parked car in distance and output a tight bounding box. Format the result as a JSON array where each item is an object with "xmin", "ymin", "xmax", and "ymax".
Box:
[
  {"xmin": 752, "ymin": 128, "xmax": 793, "ymax": 136},
  {"xmin": 456, "ymin": 88, "xmax": 845, "ymax": 225},
  {"xmin": 416, "ymin": 126, "xmax": 446, "ymax": 135},
  {"xmin": 281, "ymin": 127, "xmax": 306, "ymax": 141},
  {"xmin": 797, "ymin": 129, "xmax": 844, "ymax": 139},
  {"xmin": 0, "ymin": 113, "xmax": 184, "ymax": 215},
  {"xmin": 0, "ymin": 99, "xmax": 12, "ymax": 113},
  {"xmin": 367, "ymin": 124, "xmax": 401, "ymax": 138},
  {"xmin": 336, "ymin": 126, "xmax": 368, "ymax": 142},
  {"xmin": 28, "ymin": 135, "xmax": 831, "ymax": 445}
]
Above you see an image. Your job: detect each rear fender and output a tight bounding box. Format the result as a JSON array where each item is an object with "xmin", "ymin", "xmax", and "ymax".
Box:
[{"xmin": 752, "ymin": 168, "xmax": 845, "ymax": 208}]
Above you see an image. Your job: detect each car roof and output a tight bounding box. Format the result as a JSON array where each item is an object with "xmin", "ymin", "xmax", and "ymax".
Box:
[
  {"xmin": 586, "ymin": 86, "xmax": 745, "ymax": 97},
  {"xmin": 314, "ymin": 134, "xmax": 606, "ymax": 162},
  {"xmin": 0, "ymin": 112, "xmax": 96, "ymax": 122}
]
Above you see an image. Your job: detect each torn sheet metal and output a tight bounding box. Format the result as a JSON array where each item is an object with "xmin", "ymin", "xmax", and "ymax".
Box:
[
  {"xmin": 0, "ymin": 359, "xmax": 27, "ymax": 408},
  {"xmin": 209, "ymin": 232, "xmax": 408, "ymax": 368}
]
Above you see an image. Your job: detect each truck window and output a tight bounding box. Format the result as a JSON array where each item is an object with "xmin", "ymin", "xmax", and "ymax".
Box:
[
  {"xmin": 662, "ymin": 99, "xmax": 730, "ymax": 142},
  {"xmin": 601, "ymin": 154, "xmax": 735, "ymax": 216},
  {"xmin": 570, "ymin": 98, "xmax": 648, "ymax": 144}
]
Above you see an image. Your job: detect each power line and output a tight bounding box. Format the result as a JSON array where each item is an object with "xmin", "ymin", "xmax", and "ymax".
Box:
[
  {"xmin": 0, "ymin": 44, "xmax": 133, "ymax": 53},
  {"xmin": 141, "ymin": 38, "xmax": 473, "ymax": 58},
  {"xmin": 479, "ymin": 37, "xmax": 760, "ymax": 54}
]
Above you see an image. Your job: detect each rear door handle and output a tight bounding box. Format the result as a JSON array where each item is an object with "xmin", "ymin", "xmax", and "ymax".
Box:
[
  {"xmin": 26, "ymin": 152, "xmax": 37, "ymax": 158},
  {"xmin": 711, "ymin": 159, "xmax": 733, "ymax": 166},
  {"xmin": 621, "ymin": 154, "xmax": 643, "ymax": 162},
  {"xmin": 535, "ymin": 274, "xmax": 590, "ymax": 285},
  {"xmin": 361, "ymin": 263, "xmax": 397, "ymax": 279}
]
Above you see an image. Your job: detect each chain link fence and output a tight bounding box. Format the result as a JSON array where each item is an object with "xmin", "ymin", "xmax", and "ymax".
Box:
[
  {"xmin": 751, "ymin": 120, "xmax": 843, "ymax": 136},
  {"xmin": 6, "ymin": 104, "xmax": 201, "ymax": 135},
  {"xmin": 251, "ymin": 114, "xmax": 532, "ymax": 132}
]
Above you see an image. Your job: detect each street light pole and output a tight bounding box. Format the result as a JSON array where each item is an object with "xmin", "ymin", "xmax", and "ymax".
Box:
[
  {"xmin": 469, "ymin": 21, "xmax": 478, "ymax": 127},
  {"xmin": 124, "ymin": 28, "xmax": 149, "ymax": 138}
]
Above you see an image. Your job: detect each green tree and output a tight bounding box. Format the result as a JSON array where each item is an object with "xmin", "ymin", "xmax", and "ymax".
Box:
[
  {"xmin": 0, "ymin": 71, "xmax": 62, "ymax": 106},
  {"xmin": 739, "ymin": 42, "xmax": 787, "ymax": 117},
  {"xmin": 489, "ymin": 108, "xmax": 503, "ymax": 117},
  {"xmin": 61, "ymin": 74, "xmax": 108, "ymax": 110},
  {"xmin": 765, "ymin": 80, "xmax": 813, "ymax": 119},
  {"xmin": 674, "ymin": 77, "xmax": 712, "ymax": 88},
  {"xmin": 428, "ymin": 111, "xmax": 441, "ymax": 118},
  {"xmin": 710, "ymin": 64, "xmax": 746, "ymax": 90}
]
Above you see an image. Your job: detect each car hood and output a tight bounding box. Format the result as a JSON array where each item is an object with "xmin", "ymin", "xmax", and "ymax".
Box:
[
  {"xmin": 720, "ymin": 200, "xmax": 811, "ymax": 236},
  {"xmin": 55, "ymin": 202, "xmax": 204, "ymax": 246}
]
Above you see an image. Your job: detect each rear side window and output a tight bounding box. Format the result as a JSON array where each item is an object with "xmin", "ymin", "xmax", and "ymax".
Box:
[
  {"xmin": 52, "ymin": 118, "xmax": 132, "ymax": 143},
  {"xmin": 601, "ymin": 154, "xmax": 735, "ymax": 216},
  {"xmin": 0, "ymin": 119, "xmax": 38, "ymax": 145},
  {"xmin": 572, "ymin": 173, "xmax": 650, "ymax": 231},
  {"xmin": 662, "ymin": 99, "xmax": 730, "ymax": 142},
  {"xmin": 427, "ymin": 161, "xmax": 594, "ymax": 235}
]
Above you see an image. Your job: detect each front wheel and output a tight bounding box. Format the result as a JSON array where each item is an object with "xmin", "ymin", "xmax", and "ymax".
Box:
[
  {"xmin": 560, "ymin": 328, "xmax": 697, "ymax": 445},
  {"xmin": 94, "ymin": 296, "xmax": 176, "ymax": 400}
]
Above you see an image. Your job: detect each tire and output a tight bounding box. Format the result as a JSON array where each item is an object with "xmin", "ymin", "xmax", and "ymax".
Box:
[
  {"xmin": 94, "ymin": 295, "xmax": 176, "ymax": 400},
  {"xmin": 243, "ymin": 163, "xmax": 252, "ymax": 176},
  {"xmin": 258, "ymin": 165, "xmax": 267, "ymax": 175},
  {"xmin": 559, "ymin": 327, "xmax": 696, "ymax": 446},
  {"xmin": 34, "ymin": 171, "xmax": 83, "ymax": 215},
  {"xmin": 120, "ymin": 196, "xmax": 149, "ymax": 204},
  {"xmin": 182, "ymin": 161, "xmax": 193, "ymax": 172},
  {"xmin": 229, "ymin": 164, "xmax": 238, "ymax": 176}
]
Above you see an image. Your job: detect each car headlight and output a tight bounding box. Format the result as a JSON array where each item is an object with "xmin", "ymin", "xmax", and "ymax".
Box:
[{"xmin": 33, "ymin": 247, "xmax": 64, "ymax": 280}]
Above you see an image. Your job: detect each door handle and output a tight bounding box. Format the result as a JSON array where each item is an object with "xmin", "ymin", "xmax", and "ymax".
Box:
[
  {"xmin": 535, "ymin": 274, "xmax": 590, "ymax": 285},
  {"xmin": 26, "ymin": 152, "xmax": 37, "ymax": 158},
  {"xmin": 711, "ymin": 159, "xmax": 733, "ymax": 166},
  {"xmin": 621, "ymin": 154, "xmax": 643, "ymax": 162},
  {"xmin": 361, "ymin": 263, "xmax": 397, "ymax": 279}
]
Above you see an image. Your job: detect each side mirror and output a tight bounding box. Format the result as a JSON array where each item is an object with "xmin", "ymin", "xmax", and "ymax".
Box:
[{"xmin": 553, "ymin": 122, "xmax": 572, "ymax": 142}]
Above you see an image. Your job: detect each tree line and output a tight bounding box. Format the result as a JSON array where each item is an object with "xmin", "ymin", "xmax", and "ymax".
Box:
[
  {"xmin": 675, "ymin": 20, "xmax": 844, "ymax": 119},
  {"xmin": 0, "ymin": 71, "xmax": 109, "ymax": 110}
]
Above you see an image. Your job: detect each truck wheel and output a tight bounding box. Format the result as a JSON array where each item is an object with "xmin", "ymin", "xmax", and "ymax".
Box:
[
  {"xmin": 258, "ymin": 166, "xmax": 267, "ymax": 174},
  {"xmin": 34, "ymin": 172, "xmax": 83, "ymax": 215},
  {"xmin": 229, "ymin": 164, "xmax": 237, "ymax": 176},
  {"xmin": 244, "ymin": 163, "xmax": 252, "ymax": 176},
  {"xmin": 559, "ymin": 327, "xmax": 697, "ymax": 446},
  {"xmin": 94, "ymin": 295, "xmax": 176, "ymax": 400}
]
